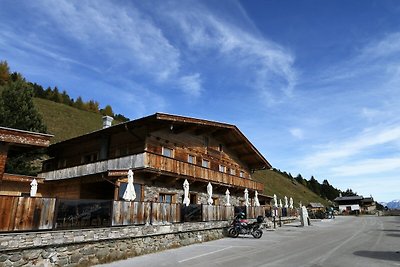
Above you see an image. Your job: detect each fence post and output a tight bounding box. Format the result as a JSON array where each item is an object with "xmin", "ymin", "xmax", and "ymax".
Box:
[
  {"xmin": 150, "ymin": 201, "xmax": 154, "ymax": 225},
  {"xmin": 109, "ymin": 199, "xmax": 114, "ymax": 227},
  {"xmin": 52, "ymin": 197, "xmax": 59, "ymax": 230}
]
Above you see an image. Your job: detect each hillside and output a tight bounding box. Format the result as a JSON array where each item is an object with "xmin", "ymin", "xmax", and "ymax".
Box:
[
  {"xmin": 253, "ymin": 169, "xmax": 330, "ymax": 207},
  {"xmin": 33, "ymin": 98, "xmax": 111, "ymax": 143}
]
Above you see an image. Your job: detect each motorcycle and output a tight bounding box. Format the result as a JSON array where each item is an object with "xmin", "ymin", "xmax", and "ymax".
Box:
[{"xmin": 228, "ymin": 214, "xmax": 264, "ymax": 239}]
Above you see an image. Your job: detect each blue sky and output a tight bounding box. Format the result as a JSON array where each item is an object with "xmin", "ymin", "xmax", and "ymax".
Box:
[{"xmin": 1, "ymin": 0, "xmax": 400, "ymax": 202}]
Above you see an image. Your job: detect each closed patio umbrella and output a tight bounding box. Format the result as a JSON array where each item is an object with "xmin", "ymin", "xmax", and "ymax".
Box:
[
  {"xmin": 30, "ymin": 178, "xmax": 38, "ymax": 197},
  {"xmin": 122, "ymin": 169, "xmax": 136, "ymax": 201}
]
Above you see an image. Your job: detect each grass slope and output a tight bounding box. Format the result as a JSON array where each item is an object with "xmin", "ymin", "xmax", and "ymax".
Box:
[
  {"xmin": 254, "ymin": 170, "xmax": 330, "ymax": 207},
  {"xmin": 33, "ymin": 98, "xmax": 105, "ymax": 143}
]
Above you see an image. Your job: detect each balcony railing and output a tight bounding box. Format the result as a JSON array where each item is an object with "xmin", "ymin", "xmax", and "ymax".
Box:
[
  {"xmin": 145, "ymin": 152, "xmax": 264, "ymax": 191},
  {"xmin": 38, "ymin": 153, "xmax": 145, "ymax": 180},
  {"xmin": 38, "ymin": 152, "xmax": 264, "ymax": 191}
]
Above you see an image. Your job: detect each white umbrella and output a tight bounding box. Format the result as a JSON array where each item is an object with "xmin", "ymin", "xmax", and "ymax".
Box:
[
  {"xmin": 244, "ymin": 188, "xmax": 250, "ymax": 207},
  {"xmin": 289, "ymin": 197, "xmax": 294, "ymax": 209},
  {"xmin": 207, "ymin": 182, "xmax": 213, "ymax": 205},
  {"xmin": 30, "ymin": 178, "xmax": 38, "ymax": 197},
  {"xmin": 122, "ymin": 169, "xmax": 136, "ymax": 201},
  {"xmin": 284, "ymin": 196, "xmax": 288, "ymax": 208},
  {"xmin": 183, "ymin": 179, "xmax": 190, "ymax": 206},
  {"xmin": 254, "ymin": 191, "xmax": 260, "ymax": 207},
  {"xmin": 273, "ymin": 194, "xmax": 278, "ymax": 208},
  {"xmin": 225, "ymin": 189, "xmax": 231, "ymax": 206}
]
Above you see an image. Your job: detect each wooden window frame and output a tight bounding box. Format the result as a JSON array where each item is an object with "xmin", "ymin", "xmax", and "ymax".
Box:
[
  {"xmin": 202, "ymin": 159, "xmax": 210, "ymax": 168},
  {"xmin": 188, "ymin": 154, "xmax": 196, "ymax": 164},
  {"xmin": 162, "ymin": 146, "xmax": 174, "ymax": 158},
  {"xmin": 159, "ymin": 193, "xmax": 175, "ymax": 203},
  {"xmin": 219, "ymin": 164, "xmax": 226, "ymax": 173}
]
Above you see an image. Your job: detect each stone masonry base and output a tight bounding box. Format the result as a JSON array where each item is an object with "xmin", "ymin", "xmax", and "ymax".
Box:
[{"xmin": 0, "ymin": 221, "xmax": 227, "ymax": 267}]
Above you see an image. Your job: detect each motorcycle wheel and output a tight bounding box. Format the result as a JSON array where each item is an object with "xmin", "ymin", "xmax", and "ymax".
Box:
[
  {"xmin": 252, "ymin": 229, "xmax": 263, "ymax": 239},
  {"xmin": 228, "ymin": 228, "xmax": 239, "ymax": 238}
]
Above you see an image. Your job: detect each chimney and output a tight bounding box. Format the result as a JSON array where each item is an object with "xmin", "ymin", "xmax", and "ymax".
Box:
[{"xmin": 102, "ymin": 116, "xmax": 113, "ymax": 129}]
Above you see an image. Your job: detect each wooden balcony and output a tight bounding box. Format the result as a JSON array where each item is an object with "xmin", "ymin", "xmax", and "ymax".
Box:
[
  {"xmin": 38, "ymin": 153, "xmax": 145, "ymax": 180},
  {"xmin": 38, "ymin": 152, "xmax": 264, "ymax": 192},
  {"xmin": 145, "ymin": 152, "xmax": 264, "ymax": 192}
]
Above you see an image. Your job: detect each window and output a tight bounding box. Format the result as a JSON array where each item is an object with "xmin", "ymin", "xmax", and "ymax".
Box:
[
  {"xmin": 219, "ymin": 164, "xmax": 226, "ymax": 173},
  {"xmin": 190, "ymin": 193, "xmax": 197, "ymax": 204},
  {"xmin": 162, "ymin": 147, "xmax": 173, "ymax": 158},
  {"xmin": 57, "ymin": 159, "xmax": 67, "ymax": 169},
  {"xmin": 230, "ymin": 168, "xmax": 236, "ymax": 175},
  {"xmin": 115, "ymin": 147, "xmax": 128, "ymax": 157},
  {"xmin": 240, "ymin": 171, "xmax": 244, "ymax": 178},
  {"xmin": 81, "ymin": 153, "xmax": 98, "ymax": 164},
  {"xmin": 159, "ymin": 193, "xmax": 174, "ymax": 203},
  {"xmin": 118, "ymin": 183, "xmax": 142, "ymax": 201},
  {"xmin": 202, "ymin": 159, "xmax": 209, "ymax": 168},
  {"xmin": 212, "ymin": 197, "xmax": 220, "ymax": 205},
  {"xmin": 188, "ymin": 154, "xmax": 196, "ymax": 164}
]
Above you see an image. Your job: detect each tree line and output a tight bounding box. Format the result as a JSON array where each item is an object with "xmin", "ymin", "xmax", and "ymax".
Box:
[
  {"xmin": 0, "ymin": 60, "xmax": 129, "ymax": 175},
  {"xmin": 0, "ymin": 60, "xmax": 129, "ymax": 123},
  {"xmin": 271, "ymin": 168, "xmax": 358, "ymax": 202}
]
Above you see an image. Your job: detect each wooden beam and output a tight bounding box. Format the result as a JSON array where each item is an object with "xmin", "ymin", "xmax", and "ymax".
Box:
[
  {"xmin": 0, "ymin": 127, "xmax": 52, "ymax": 147},
  {"xmin": 194, "ymin": 127, "xmax": 217, "ymax": 136},
  {"xmin": 225, "ymin": 141, "xmax": 245, "ymax": 149},
  {"xmin": 171, "ymin": 124, "xmax": 197, "ymax": 134}
]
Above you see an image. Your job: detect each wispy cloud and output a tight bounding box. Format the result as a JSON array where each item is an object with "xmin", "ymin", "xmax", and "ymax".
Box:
[
  {"xmin": 330, "ymin": 157, "xmax": 400, "ymax": 176},
  {"xmin": 289, "ymin": 128, "xmax": 304, "ymax": 140},
  {"xmin": 178, "ymin": 73, "xmax": 203, "ymax": 97},
  {"xmin": 162, "ymin": 2, "xmax": 297, "ymax": 105},
  {"xmin": 301, "ymin": 125, "xmax": 400, "ymax": 169},
  {"xmin": 31, "ymin": 0, "xmax": 181, "ymax": 82}
]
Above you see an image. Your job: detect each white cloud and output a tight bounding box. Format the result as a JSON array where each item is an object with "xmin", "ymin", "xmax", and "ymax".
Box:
[
  {"xmin": 361, "ymin": 32, "xmax": 400, "ymax": 59},
  {"xmin": 163, "ymin": 3, "xmax": 297, "ymax": 105},
  {"xmin": 31, "ymin": 0, "xmax": 181, "ymax": 82},
  {"xmin": 330, "ymin": 157, "xmax": 400, "ymax": 176},
  {"xmin": 178, "ymin": 73, "xmax": 203, "ymax": 97},
  {"xmin": 301, "ymin": 125, "xmax": 400, "ymax": 169},
  {"xmin": 289, "ymin": 128, "xmax": 304, "ymax": 140}
]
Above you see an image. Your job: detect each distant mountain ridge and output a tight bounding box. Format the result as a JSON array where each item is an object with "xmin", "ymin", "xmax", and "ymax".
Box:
[{"xmin": 380, "ymin": 199, "xmax": 400, "ymax": 210}]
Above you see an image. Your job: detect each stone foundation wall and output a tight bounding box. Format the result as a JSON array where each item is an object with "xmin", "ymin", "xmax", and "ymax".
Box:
[{"xmin": 0, "ymin": 221, "xmax": 228, "ymax": 267}]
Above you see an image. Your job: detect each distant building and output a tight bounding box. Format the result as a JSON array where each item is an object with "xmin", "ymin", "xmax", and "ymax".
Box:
[
  {"xmin": 361, "ymin": 197, "xmax": 376, "ymax": 214},
  {"xmin": 334, "ymin": 195, "xmax": 376, "ymax": 214},
  {"xmin": 307, "ymin": 202, "xmax": 325, "ymax": 213},
  {"xmin": 0, "ymin": 126, "xmax": 53, "ymax": 196}
]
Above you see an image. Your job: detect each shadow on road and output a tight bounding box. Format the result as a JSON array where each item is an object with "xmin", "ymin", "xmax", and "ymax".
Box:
[
  {"xmin": 386, "ymin": 233, "xmax": 400, "ymax": 238},
  {"xmin": 354, "ymin": 250, "xmax": 400, "ymax": 262},
  {"xmin": 382, "ymin": 229, "xmax": 400, "ymax": 232}
]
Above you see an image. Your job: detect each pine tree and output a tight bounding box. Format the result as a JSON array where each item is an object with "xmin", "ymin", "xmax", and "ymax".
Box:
[
  {"xmin": 74, "ymin": 96, "xmax": 84, "ymax": 109},
  {"xmin": 101, "ymin": 105, "xmax": 114, "ymax": 117},
  {"xmin": 0, "ymin": 77, "xmax": 47, "ymax": 133},
  {"xmin": 0, "ymin": 60, "xmax": 10, "ymax": 86},
  {"xmin": 51, "ymin": 86, "xmax": 63, "ymax": 103},
  {"xmin": 87, "ymin": 100, "xmax": 100, "ymax": 113},
  {"xmin": 0, "ymin": 76, "xmax": 47, "ymax": 176}
]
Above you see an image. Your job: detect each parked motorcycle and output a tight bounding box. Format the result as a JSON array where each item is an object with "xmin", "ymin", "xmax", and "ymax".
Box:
[{"xmin": 228, "ymin": 213, "xmax": 264, "ymax": 239}]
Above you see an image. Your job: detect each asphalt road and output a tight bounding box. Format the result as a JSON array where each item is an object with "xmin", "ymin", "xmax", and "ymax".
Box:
[{"xmin": 97, "ymin": 216, "xmax": 400, "ymax": 267}]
